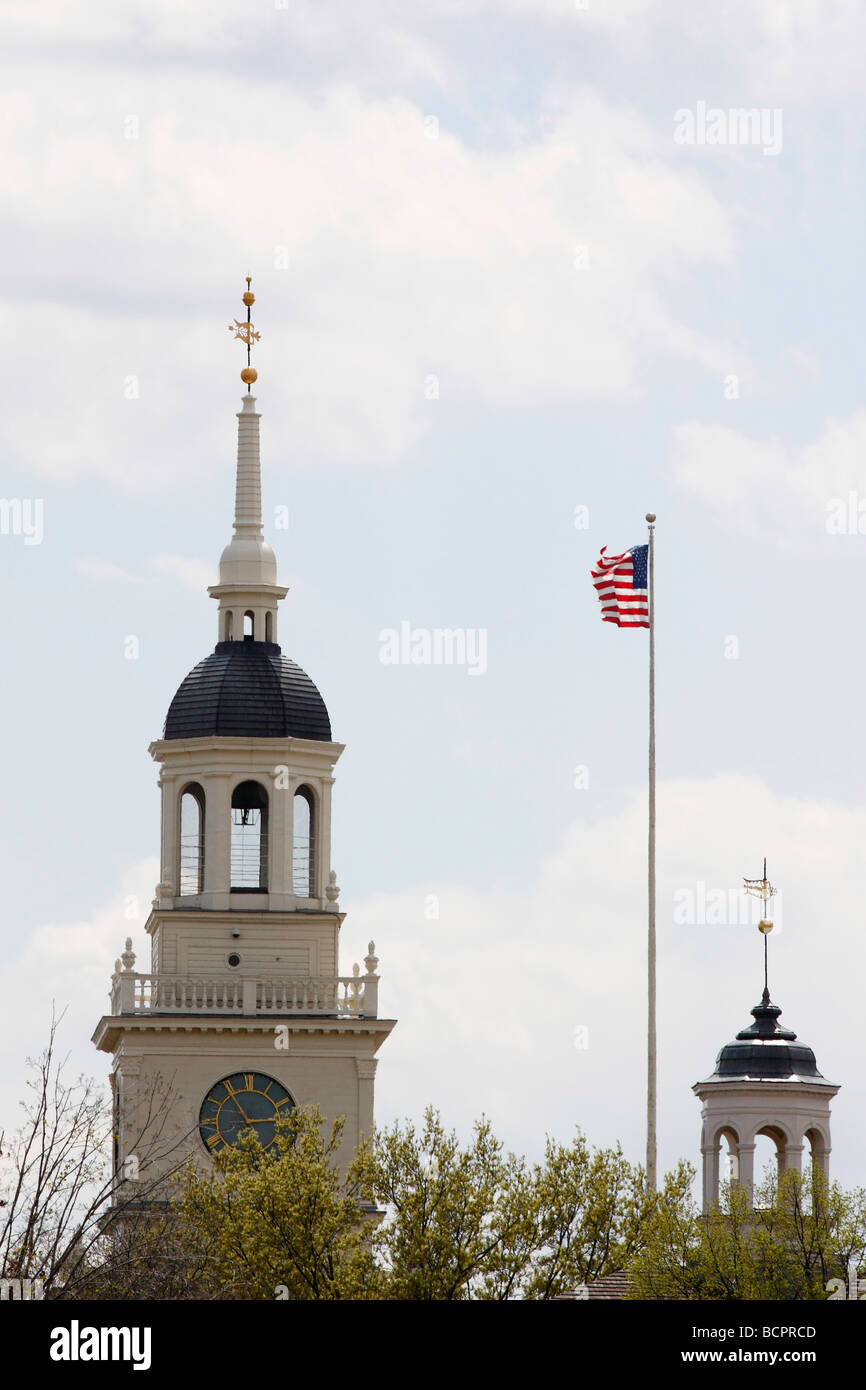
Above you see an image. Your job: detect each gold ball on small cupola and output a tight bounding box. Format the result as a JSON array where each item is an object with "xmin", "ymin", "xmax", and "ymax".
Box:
[
  {"xmin": 241, "ymin": 367, "xmax": 258, "ymax": 384},
  {"xmin": 758, "ymin": 919, "xmax": 773, "ymax": 934}
]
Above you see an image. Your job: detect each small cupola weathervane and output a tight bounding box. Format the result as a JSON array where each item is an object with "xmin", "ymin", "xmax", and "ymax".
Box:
[
  {"xmin": 228, "ymin": 275, "xmax": 260, "ymax": 389},
  {"xmin": 743, "ymin": 857, "xmax": 777, "ymax": 1001}
]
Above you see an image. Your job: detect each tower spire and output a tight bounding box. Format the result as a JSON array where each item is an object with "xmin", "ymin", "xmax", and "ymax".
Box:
[
  {"xmin": 233, "ymin": 394, "xmax": 264, "ymax": 539},
  {"xmin": 208, "ymin": 277, "xmax": 287, "ymax": 644}
]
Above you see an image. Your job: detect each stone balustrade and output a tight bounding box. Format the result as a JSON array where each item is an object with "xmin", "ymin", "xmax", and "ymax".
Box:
[{"xmin": 109, "ymin": 940, "xmax": 380, "ymax": 1019}]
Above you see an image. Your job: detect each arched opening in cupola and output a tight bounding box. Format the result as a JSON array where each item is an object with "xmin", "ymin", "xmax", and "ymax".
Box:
[
  {"xmin": 243, "ymin": 611, "xmax": 255, "ymax": 640},
  {"xmin": 754, "ymin": 1127, "xmax": 785, "ymax": 1206},
  {"xmin": 265, "ymin": 611, "xmax": 273, "ymax": 642},
  {"xmin": 805, "ymin": 1126, "xmax": 829, "ymax": 1178},
  {"xmin": 718, "ymin": 1126, "xmax": 739, "ymax": 1196},
  {"xmin": 178, "ymin": 783, "xmax": 205, "ymax": 895},
  {"xmin": 292, "ymin": 786, "xmax": 316, "ymax": 896},
  {"xmin": 231, "ymin": 780, "xmax": 268, "ymax": 891}
]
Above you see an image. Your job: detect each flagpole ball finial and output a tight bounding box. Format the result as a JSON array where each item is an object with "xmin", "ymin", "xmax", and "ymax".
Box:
[{"xmin": 646, "ymin": 512, "xmax": 656, "ymax": 523}]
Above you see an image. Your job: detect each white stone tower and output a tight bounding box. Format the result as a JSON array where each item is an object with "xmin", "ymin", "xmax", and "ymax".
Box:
[
  {"xmin": 93, "ymin": 282, "xmax": 395, "ymax": 1198},
  {"xmin": 692, "ymin": 873, "xmax": 837, "ymax": 1211}
]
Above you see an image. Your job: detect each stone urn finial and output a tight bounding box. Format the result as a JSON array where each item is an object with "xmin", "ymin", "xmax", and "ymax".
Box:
[{"xmin": 121, "ymin": 938, "xmax": 136, "ymax": 971}]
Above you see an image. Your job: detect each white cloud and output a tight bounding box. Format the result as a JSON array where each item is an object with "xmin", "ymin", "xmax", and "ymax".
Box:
[
  {"xmin": 151, "ymin": 553, "xmax": 214, "ymax": 591},
  {"xmin": 76, "ymin": 555, "xmax": 140, "ymax": 583},
  {"xmin": 20, "ymin": 859, "xmax": 158, "ymax": 980},
  {"xmin": 0, "ymin": 860, "xmax": 159, "ymax": 1126},
  {"xmin": 75, "ymin": 552, "xmax": 215, "ymax": 589},
  {"xmin": 12, "ymin": 0, "xmax": 863, "ymax": 86},
  {"xmin": 705, "ymin": 0, "xmax": 866, "ymax": 102},
  {"xmin": 669, "ymin": 412, "xmax": 866, "ymax": 541},
  {"xmin": 0, "ymin": 72, "xmax": 735, "ymax": 489}
]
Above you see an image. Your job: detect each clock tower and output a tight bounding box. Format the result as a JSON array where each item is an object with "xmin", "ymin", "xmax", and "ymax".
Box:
[{"xmin": 92, "ymin": 282, "xmax": 395, "ymax": 1197}]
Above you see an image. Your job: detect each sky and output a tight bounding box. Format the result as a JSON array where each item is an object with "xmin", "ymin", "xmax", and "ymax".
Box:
[{"xmin": 1, "ymin": 0, "xmax": 865, "ymax": 1192}]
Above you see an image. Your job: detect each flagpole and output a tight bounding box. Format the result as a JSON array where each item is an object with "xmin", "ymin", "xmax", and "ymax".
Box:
[{"xmin": 646, "ymin": 511, "xmax": 657, "ymax": 1193}]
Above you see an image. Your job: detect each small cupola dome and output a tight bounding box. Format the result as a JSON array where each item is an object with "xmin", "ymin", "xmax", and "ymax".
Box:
[{"xmin": 704, "ymin": 989, "xmax": 825, "ymax": 1084}]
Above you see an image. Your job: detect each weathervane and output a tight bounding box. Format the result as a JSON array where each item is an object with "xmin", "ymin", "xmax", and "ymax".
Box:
[
  {"xmin": 743, "ymin": 857, "xmax": 777, "ymax": 1000},
  {"xmin": 228, "ymin": 276, "xmax": 260, "ymax": 390}
]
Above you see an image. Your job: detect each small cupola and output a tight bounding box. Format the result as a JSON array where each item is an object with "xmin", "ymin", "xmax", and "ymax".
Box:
[{"xmin": 692, "ymin": 861, "xmax": 839, "ymax": 1210}]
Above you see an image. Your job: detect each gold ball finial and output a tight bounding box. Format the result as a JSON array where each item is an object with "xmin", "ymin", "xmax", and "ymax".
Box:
[
  {"xmin": 758, "ymin": 919, "xmax": 773, "ymax": 934},
  {"xmin": 241, "ymin": 366, "xmax": 258, "ymax": 384}
]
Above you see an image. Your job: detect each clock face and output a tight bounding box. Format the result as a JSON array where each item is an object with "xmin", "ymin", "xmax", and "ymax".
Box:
[{"xmin": 199, "ymin": 1072, "xmax": 294, "ymax": 1155}]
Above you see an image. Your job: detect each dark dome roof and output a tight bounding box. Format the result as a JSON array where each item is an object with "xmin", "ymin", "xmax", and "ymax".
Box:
[
  {"xmin": 702, "ymin": 990, "xmax": 826, "ymax": 1084},
  {"xmin": 163, "ymin": 640, "xmax": 331, "ymax": 741}
]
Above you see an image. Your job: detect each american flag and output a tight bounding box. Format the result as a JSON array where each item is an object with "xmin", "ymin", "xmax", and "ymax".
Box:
[{"xmin": 591, "ymin": 544, "xmax": 649, "ymax": 628}]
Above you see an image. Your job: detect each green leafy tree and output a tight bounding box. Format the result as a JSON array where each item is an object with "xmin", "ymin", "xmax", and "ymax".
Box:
[
  {"xmin": 629, "ymin": 1165, "xmax": 866, "ymax": 1300},
  {"xmin": 174, "ymin": 1106, "xmax": 378, "ymax": 1300},
  {"xmin": 356, "ymin": 1107, "xmax": 693, "ymax": 1300},
  {"xmin": 524, "ymin": 1139, "xmax": 693, "ymax": 1299},
  {"xmin": 355, "ymin": 1108, "xmax": 533, "ymax": 1300}
]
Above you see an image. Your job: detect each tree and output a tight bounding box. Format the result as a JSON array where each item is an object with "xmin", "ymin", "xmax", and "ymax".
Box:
[
  {"xmin": 355, "ymin": 1108, "xmax": 533, "ymax": 1300},
  {"xmin": 523, "ymin": 1138, "xmax": 693, "ymax": 1299},
  {"xmin": 356, "ymin": 1107, "xmax": 693, "ymax": 1299},
  {"xmin": 0, "ymin": 1012, "xmax": 194, "ymax": 1299},
  {"xmin": 628, "ymin": 1165, "xmax": 866, "ymax": 1300},
  {"xmin": 173, "ymin": 1106, "xmax": 378, "ymax": 1300},
  {"xmin": 168, "ymin": 1105, "xmax": 688, "ymax": 1300}
]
